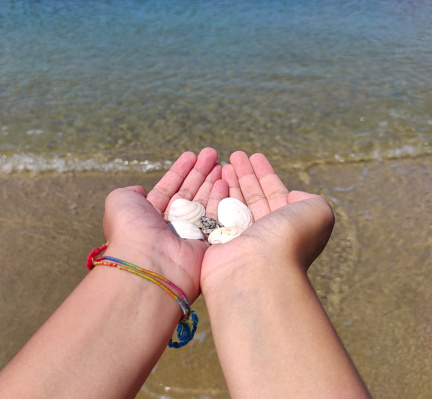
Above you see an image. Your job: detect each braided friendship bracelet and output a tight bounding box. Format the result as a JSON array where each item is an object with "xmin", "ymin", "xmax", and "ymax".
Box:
[{"xmin": 86, "ymin": 243, "xmax": 198, "ymax": 349}]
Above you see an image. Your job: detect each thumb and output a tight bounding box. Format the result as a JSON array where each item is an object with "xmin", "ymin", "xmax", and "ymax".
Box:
[{"xmin": 103, "ymin": 186, "xmax": 161, "ymax": 242}]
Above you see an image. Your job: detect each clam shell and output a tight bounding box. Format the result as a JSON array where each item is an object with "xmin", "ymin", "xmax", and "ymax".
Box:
[
  {"xmin": 208, "ymin": 226, "xmax": 243, "ymax": 244},
  {"xmin": 195, "ymin": 216, "xmax": 224, "ymax": 234},
  {"xmin": 168, "ymin": 199, "xmax": 205, "ymax": 224},
  {"xmin": 218, "ymin": 198, "xmax": 253, "ymax": 230},
  {"xmin": 168, "ymin": 221, "xmax": 204, "ymax": 240}
]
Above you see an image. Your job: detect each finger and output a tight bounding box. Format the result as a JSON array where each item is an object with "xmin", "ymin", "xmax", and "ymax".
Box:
[
  {"xmin": 205, "ymin": 179, "xmax": 229, "ymax": 220},
  {"xmin": 124, "ymin": 185, "xmax": 147, "ymax": 197},
  {"xmin": 147, "ymin": 151, "xmax": 197, "ymax": 215},
  {"xmin": 103, "ymin": 187, "xmax": 164, "ymax": 241},
  {"xmin": 249, "ymin": 153, "xmax": 289, "ymax": 211},
  {"xmin": 193, "ymin": 163, "xmax": 223, "ymax": 208},
  {"xmin": 163, "ymin": 148, "xmax": 219, "ymax": 217},
  {"xmin": 288, "ymin": 190, "xmax": 320, "ymax": 204},
  {"xmin": 221, "ymin": 164, "xmax": 245, "ymax": 203},
  {"xmin": 230, "ymin": 151, "xmax": 270, "ymax": 220},
  {"xmin": 174, "ymin": 147, "xmax": 219, "ymax": 200}
]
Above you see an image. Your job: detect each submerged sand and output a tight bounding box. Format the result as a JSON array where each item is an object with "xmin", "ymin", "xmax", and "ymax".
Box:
[{"xmin": 0, "ymin": 156, "xmax": 431, "ymax": 398}]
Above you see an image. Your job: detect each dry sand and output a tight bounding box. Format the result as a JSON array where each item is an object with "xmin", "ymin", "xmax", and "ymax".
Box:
[{"xmin": 0, "ymin": 156, "xmax": 431, "ymax": 398}]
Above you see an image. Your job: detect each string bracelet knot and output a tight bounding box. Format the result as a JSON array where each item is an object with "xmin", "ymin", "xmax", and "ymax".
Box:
[
  {"xmin": 86, "ymin": 243, "xmax": 198, "ymax": 348},
  {"xmin": 169, "ymin": 311, "xmax": 199, "ymax": 348}
]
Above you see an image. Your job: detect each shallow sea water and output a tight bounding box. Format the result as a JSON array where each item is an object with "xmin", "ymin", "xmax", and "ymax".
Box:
[{"xmin": 1, "ymin": 0, "xmax": 432, "ymax": 172}]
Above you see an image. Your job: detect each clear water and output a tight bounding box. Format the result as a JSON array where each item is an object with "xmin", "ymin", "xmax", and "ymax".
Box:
[{"xmin": 1, "ymin": 0, "xmax": 432, "ymax": 173}]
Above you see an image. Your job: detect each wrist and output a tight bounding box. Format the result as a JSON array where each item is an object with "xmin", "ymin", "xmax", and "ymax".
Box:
[
  {"xmin": 97, "ymin": 242, "xmax": 200, "ymax": 349},
  {"xmin": 102, "ymin": 239, "xmax": 197, "ymax": 302},
  {"xmin": 103, "ymin": 241, "xmax": 168, "ymax": 277},
  {"xmin": 201, "ymin": 242, "xmax": 306, "ymax": 301},
  {"xmin": 90, "ymin": 247, "xmax": 186, "ymax": 326}
]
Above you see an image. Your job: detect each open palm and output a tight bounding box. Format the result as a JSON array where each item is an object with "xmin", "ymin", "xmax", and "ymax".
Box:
[
  {"xmin": 201, "ymin": 151, "xmax": 335, "ymax": 287},
  {"xmin": 103, "ymin": 148, "xmax": 227, "ymax": 303}
]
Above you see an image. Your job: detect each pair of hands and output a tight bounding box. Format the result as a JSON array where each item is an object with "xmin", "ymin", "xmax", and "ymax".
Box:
[{"xmin": 102, "ymin": 148, "xmax": 334, "ymax": 304}]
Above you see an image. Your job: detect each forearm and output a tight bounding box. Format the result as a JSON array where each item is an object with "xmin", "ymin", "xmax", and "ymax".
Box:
[
  {"xmin": 202, "ymin": 256, "xmax": 371, "ymax": 399},
  {"xmin": 0, "ymin": 264, "xmax": 182, "ymax": 399}
]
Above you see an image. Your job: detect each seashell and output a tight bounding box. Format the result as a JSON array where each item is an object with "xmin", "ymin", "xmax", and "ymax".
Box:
[
  {"xmin": 195, "ymin": 216, "xmax": 224, "ymax": 234},
  {"xmin": 168, "ymin": 199, "xmax": 205, "ymax": 224},
  {"xmin": 208, "ymin": 226, "xmax": 243, "ymax": 244},
  {"xmin": 218, "ymin": 198, "xmax": 253, "ymax": 230},
  {"xmin": 168, "ymin": 221, "xmax": 204, "ymax": 240}
]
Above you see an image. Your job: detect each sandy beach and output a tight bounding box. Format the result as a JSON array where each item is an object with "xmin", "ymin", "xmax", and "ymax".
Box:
[
  {"xmin": 2, "ymin": 1, "xmax": 432, "ymax": 397},
  {"xmin": 1, "ymin": 156, "xmax": 431, "ymax": 399}
]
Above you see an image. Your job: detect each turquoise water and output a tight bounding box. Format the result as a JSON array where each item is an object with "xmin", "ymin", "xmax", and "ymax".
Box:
[{"xmin": 1, "ymin": 0, "xmax": 431, "ymax": 173}]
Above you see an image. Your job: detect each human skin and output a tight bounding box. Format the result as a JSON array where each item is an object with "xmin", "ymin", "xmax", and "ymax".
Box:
[
  {"xmin": 0, "ymin": 147, "xmax": 227, "ymax": 399},
  {"xmin": 0, "ymin": 148, "xmax": 370, "ymax": 399},
  {"xmin": 200, "ymin": 151, "xmax": 371, "ymax": 399}
]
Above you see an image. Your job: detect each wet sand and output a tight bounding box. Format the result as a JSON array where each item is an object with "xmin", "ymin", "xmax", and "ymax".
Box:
[{"xmin": 0, "ymin": 156, "xmax": 431, "ymax": 398}]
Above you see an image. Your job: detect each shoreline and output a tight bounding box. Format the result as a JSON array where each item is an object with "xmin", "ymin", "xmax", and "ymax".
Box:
[{"xmin": 1, "ymin": 156, "xmax": 431, "ymax": 398}]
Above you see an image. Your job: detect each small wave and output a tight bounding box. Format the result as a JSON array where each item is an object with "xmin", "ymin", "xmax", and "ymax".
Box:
[
  {"xmin": 1, "ymin": 143, "xmax": 430, "ymax": 175},
  {"xmin": 332, "ymin": 143, "xmax": 431, "ymax": 164},
  {"xmin": 0, "ymin": 153, "xmax": 172, "ymax": 174},
  {"xmin": 26, "ymin": 129, "xmax": 45, "ymax": 135}
]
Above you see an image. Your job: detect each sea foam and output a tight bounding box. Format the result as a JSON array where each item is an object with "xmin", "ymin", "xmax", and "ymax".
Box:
[{"xmin": 0, "ymin": 153, "xmax": 171, "ymax": 174}]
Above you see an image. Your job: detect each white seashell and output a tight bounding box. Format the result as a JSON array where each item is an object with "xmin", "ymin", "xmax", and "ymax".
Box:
[
  {"xmin": 168, "ymin": 221, "xmax": 204, "ymax": 240},
  {"xmin": 208, "ymin": 226, "xmax": 243, "ymax": 244},
  {"xmin": 168, "ymin": 199, "xmax": 205, "ymax": 224},
  {"xmin": 218, "ymin": 198, "xmax": 253, "ymax": 230}
]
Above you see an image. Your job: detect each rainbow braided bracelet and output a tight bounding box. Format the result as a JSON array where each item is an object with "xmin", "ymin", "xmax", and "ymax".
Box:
[{"xmin": 87, "ymin": 243, "xmax": 198, "ymax": 349}]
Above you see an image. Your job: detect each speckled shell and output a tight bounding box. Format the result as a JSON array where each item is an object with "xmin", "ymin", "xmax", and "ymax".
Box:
[
  {"xmin": 195, "ymin": 216, "xmax": 224, "ymax": 234},
  {"xmin": 218, "ymin": 198, "xmax": 253, "ymax": 230},
  {"xmin": 208, "ymin": 226, "xmax": 243, "ymax": 244},
  {"xmin": 168, "ymin": 199, "xmax": 205, "ymax": 224},
  {"xmin": 168, "ymin": 221, "xmax": 204, "ymax": 240}
]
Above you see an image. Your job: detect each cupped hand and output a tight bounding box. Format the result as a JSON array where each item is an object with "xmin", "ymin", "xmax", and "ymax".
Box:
[
  {"xmin": 102, "ymin": 148, "xmax": 228, "ymax": 303},
  {"xmin": 201, "ymin": 151, "xmax": 335, "ymax": 286}
]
